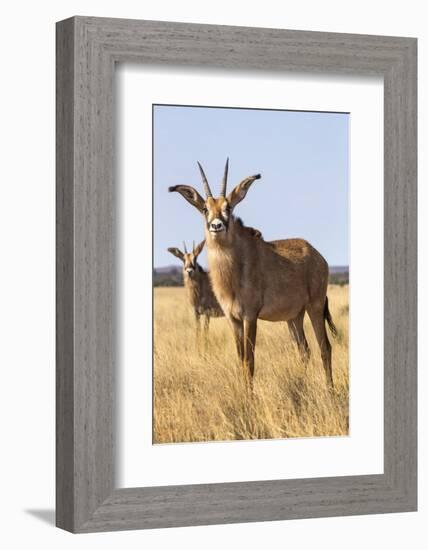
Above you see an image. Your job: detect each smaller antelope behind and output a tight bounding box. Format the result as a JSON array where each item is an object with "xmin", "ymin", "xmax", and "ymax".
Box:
[{"xmin": 167, "ymin": 240, "xmax": 224, "ymax": 337}]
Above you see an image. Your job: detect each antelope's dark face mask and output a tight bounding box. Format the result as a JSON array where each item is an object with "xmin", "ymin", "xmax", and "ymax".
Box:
[{"xmin": 203, "ymin": 196, "xmax": 231, "ymax": 236}]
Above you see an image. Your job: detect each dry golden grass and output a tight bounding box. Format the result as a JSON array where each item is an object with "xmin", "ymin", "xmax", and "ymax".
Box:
[{"xmin": 153, "ymin": 285, "xmax": 349, "ymax": 444}]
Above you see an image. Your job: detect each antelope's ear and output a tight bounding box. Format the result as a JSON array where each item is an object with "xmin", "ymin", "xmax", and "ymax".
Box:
[
  {"xmin": 193, "ymin": 239, "xmax": 205, "ymax": 258},
  {"xmin": 167, "ymin": 247, "xmax": 184, "ymax": 261},
  {"xmin": 169, "ymin": 185, "xmax": 205, "ymax": 213},
  {"xmin": 227, "ymin": 174, "xmax": 261, "ymax": 209}
]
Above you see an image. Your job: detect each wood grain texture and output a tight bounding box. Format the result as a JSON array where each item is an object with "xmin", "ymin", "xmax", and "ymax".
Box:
[
  {"xmin": 56, "ymin": 16, "xmax": 417, "ymax": 533},
  {"xmin": 56, "ymin": 18, "xmax": 75, "ymax": 531}
]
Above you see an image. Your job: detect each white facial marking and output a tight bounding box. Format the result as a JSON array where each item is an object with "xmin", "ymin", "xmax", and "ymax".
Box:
[{"xmin": 210, "ymin": 218, "xmax": 225, "ymax": 233}]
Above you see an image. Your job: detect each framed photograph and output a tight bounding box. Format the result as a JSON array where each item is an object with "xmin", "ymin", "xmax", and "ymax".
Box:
[
  {"xmin": 56, "ymin": 16, "xmax": 417, "ymax": 532},
  {"xmin": 152, "ymin": 104, "xmax": 349, "ymax": 445}
]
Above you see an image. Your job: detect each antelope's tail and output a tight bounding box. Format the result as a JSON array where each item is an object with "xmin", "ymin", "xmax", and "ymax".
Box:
[{"xmin": 324, "ymin": 297, "xmax": 338, "ymax": 338}]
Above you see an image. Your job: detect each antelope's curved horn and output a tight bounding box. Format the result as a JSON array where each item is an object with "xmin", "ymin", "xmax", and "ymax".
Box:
[
  {"xmin": 192, "ymin": 240, "xmax": 195, "ymax": 254},
  {"xmin": 220, "ymin": 157, "xmax": 229, "ymax": 197},
  {"xmin": 197, "ymin": 162, "xmax": 212, "ymax": 198},
  {"xmin": 183, "ymin": 241, "xmax": 187, "ymax": 254}
]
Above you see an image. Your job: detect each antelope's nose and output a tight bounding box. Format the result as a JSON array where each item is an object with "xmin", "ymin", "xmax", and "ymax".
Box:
[
  {"xmin": 186, "ymin": 268, "xmax": 194, "ymax": 274},
  {"xmin": 210, "ymin": 220, "xmax": 224, "ymax": 231}
]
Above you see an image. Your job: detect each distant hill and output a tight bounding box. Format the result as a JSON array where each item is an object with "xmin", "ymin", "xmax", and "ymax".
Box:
[
  {"xmin": 153, "ymin": 266, "xmax": 183, "ymax": 287},
  {"xmin": 153, "ymin": 265, "xmax": 349, "ymax": 287},
  {"xmin": 329, "ymin": 265, "xmax": 348, "ymax": 274},
  {"xmin": 155, "ymin": 265, "xmax": 181, "ymax": 274},
  {"xmin": 328, "ymin": 266, "xmax": 349, "ymax": 285}
]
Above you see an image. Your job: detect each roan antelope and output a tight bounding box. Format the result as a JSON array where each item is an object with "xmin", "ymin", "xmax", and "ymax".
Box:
[
  {"xmin": 169, "ymin": 160, "xmax": 337, "ymax": 388},
  {"xmin": 167, "ymin": 240, "xmax": 224, "ymax": 337}
]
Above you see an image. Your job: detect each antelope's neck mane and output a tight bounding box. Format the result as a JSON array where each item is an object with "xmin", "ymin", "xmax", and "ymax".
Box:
[
  {"xmin": 206, "ymin": 216, "xmax": 262, "ymax": 312},
  {"xmin": 183, "ymin": 263, "xmax": 205, "ymax": 306}
]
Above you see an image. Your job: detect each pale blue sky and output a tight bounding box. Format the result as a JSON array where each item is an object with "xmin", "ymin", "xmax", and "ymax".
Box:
[{"xmin": 153, "ymin": 105, "xmax": 349, "ymax": 268}]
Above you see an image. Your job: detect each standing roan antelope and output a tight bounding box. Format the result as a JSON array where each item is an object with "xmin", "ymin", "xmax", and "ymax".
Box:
[
  {"xmin": 167, "ymin": 240, "xmax": 224, "ymax": 338},
  {"xmin": 169, "ymin": 159, "xmax": 338, "ymax": 388}
]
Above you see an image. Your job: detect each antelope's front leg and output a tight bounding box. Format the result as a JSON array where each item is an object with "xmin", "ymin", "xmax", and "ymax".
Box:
[
  {"xmin": 194, "ymin": 312, "xmax": 201, "ymax": 343},
  {"xmin": 203, "ymin": 315, "xmax": 210, "ymax": 334},
  {"xmin": 243, "ymin": 318, "xmax": 257, "ymax": 380},
  {"xmin": 201, "ymin": 315, "xmax": 210, "ymax": 350},
  {"xmin": 227, "ymin": 315, "xmax": 244, "ymax": 362}
]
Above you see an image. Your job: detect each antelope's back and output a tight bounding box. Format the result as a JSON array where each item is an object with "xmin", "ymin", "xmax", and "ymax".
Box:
[
  {"xmin": 266, "ymin": 238, "xmax": 329, "ymax": 289},
  {"xmin": 267, "ymin": 238, "xmax": 325, "ymax": 263}
]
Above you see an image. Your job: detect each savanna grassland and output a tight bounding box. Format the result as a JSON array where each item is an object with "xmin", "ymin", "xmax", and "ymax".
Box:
[{"xmin": 153, "ymin": 285, "xmax": 349, "ymax": 444}]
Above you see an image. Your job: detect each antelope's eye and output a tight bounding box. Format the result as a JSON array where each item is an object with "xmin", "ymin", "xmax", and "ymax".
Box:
[{"xmin": 202, "ymin": 207, "xmax": 208, "ymax": 215}]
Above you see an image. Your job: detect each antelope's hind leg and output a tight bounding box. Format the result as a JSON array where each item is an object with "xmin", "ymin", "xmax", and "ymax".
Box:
[
  {"xmin": 307, "ymin": 303, "xmax": 333, "ymax": 388},
  {"xmin": 287, "ymin": 308, "xmax": 310, "ymax": 364}
]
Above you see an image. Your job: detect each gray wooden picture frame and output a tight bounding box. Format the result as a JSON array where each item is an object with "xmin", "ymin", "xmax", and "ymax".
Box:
[{"xmin": 56, "ymin": 16, "xmax": 417, "ymax": 533}]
